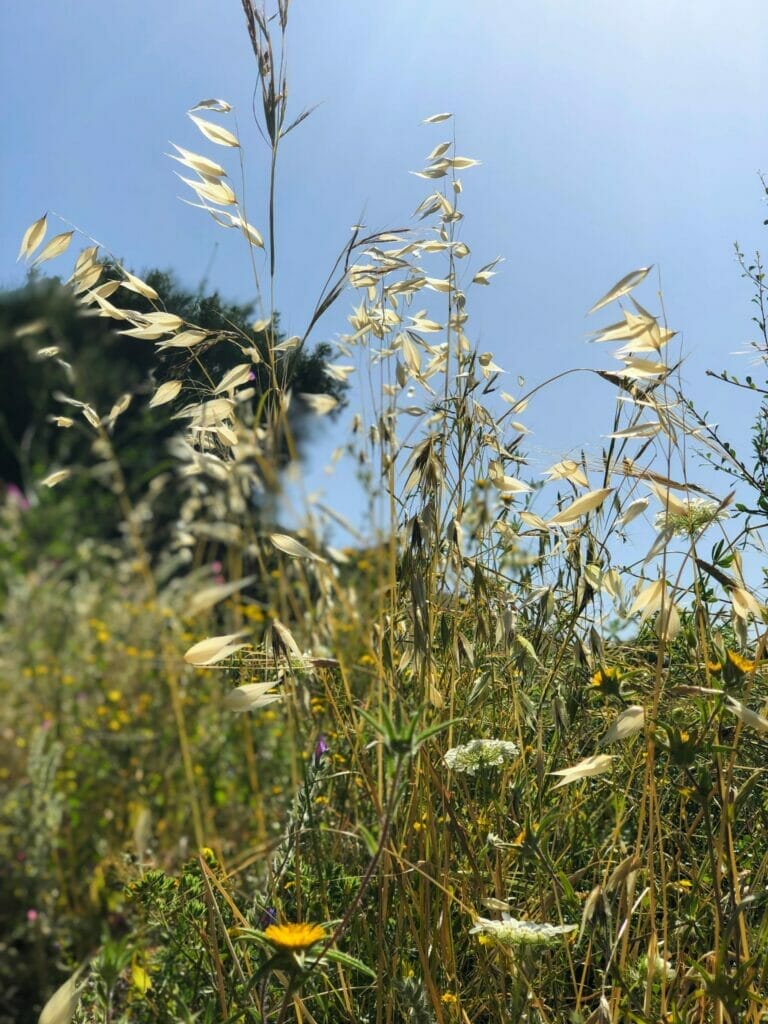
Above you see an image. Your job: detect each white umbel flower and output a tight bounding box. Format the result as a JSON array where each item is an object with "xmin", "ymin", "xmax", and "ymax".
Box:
[
  {"xmin": 653, "ymin": 499, "xmax": 726, "ymax": 537},
  {"xmin": 471, "ymin": 913, "xmax": 576, "ymax": 952},
  {"xmin": 637, "ymin": 952, "xmax": 676, "ymax": 982},
  {"xmin": 443, "ymin": 739, "xmax": 519, "ymax": 775}
]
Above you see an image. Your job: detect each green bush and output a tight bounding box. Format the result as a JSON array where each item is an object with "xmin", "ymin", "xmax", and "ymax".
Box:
[{"xmin": 0, "ymin": 268, "xmax": 344, "ymax": 563}]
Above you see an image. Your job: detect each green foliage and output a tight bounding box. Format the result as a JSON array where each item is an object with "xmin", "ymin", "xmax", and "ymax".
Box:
[{"xmin": 0, "ymin": 269, "xmax": 344, "ymax": 562}]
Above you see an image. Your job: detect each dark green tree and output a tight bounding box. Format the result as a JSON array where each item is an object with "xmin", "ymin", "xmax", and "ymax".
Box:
[{"xmin": 0, "ymin": 269, "xmax": 344, "ymax": 559}]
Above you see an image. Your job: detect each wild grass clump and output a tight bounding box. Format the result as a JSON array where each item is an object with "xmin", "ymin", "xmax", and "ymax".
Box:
[{"xmin": 3, "ymin": 4, "xmax": 768, "ymax": 1023}]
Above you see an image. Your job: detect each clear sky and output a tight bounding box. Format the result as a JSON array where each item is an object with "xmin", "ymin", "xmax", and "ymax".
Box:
[{"xmin": 2, "ymin": 1, "xmax": 768, "ymax": 541}]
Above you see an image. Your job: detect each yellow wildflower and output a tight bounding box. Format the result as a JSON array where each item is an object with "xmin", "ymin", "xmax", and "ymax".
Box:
[
  {"xmin": 590, "ymin": 666, "xmax": 622, "ymax": 696},
  {"xmin": 591, "ymin": 666, "xmax": 620, "ymax": 685},
  {"xmin": 726, "ymin": 650, "xmax": 755, "ymax": 673},
  {"xmin": 707, "ymin": 649, "xmax": 757, "ymax": 683},
  {"xmin": 263, "ymin": 922, "xmax": 327, "ymax": 951}
]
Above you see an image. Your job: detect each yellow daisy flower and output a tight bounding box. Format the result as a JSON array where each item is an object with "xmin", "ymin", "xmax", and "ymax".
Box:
[
  {"xmin": 726, "ymin": 650, "xmax": 755, "ymax": 673},
  {"xmin": 590, "ymin": 666, "xmax": 622, "ymax": 696},
  {"xmin": 263, "ymin": 922, "xmax": 327, "ymax": 951}
]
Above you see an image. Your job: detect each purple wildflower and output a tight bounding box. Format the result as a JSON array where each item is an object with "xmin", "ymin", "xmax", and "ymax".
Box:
[
  {"xmin": 314, "ymin": 735, "xmax": 329, "ymax": 763},
  {"xmin": 259, "ymin": 906, "xmax": 278, "ymax": 928}
]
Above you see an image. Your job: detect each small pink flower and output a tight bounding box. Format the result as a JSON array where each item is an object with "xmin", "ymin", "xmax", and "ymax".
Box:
[
  {"xmin": 27, "ymin": 909, "xmax": 38, "ymax": 922},
  {"xmin": 6, "ymin": 484, "xmax": 30, "ymax": 510}
]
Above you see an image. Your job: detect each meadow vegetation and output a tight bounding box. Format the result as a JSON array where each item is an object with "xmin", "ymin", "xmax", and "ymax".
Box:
[{"xmin": 4, "ymin": 4, "xmax": 768, "ymax": 1022}]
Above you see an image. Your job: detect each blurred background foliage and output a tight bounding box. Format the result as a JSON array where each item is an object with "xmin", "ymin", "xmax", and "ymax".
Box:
[{"xmin": 0, "ymin": 269, "xmax": 344, "ymax": 566}]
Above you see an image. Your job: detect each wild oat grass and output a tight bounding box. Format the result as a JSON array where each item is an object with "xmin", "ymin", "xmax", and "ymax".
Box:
[{"xmin": 4, "ymin": 4, "xmax": 768, "ymax": 1023}]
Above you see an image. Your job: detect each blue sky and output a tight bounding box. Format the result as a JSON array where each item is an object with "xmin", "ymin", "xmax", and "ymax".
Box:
[{"xmin": 2, "ymin": 1, "xmax": 768, "ymax": 542}]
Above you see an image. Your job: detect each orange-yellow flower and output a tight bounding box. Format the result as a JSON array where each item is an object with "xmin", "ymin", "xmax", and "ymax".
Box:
[
  {"xmin": 726, "ymin": 650, "xmax": 755, "ymax": 673},
  {"xmin": 590, "ymin": 666, "xmax": 622, "ymax": 695},
  {"xmin": 263, "ymin": 922, "xmax": 327, "ymax": 951},
  {"xmin": 707, "ymin": 650, "xmax": 756, "ymax": 679}
]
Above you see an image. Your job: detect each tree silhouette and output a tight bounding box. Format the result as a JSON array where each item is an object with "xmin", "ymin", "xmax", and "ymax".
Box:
[{"xmin": 0, "ymin": 269, "xmax": 344, "ymax": 555}]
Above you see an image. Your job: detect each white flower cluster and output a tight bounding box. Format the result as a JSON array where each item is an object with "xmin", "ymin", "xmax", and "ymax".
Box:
[
  {"xmin": 654, "ymin": 499, "xmax": 726, "ymax": 537},
  {"xmin": 471, "ymin": 914, "xmax": 576, "ymax": 951},
  {"xmin": 637, "ymin": 953, "xmax": 676, "ymax": 982},
  {"xmin": 443, "ymin": 739, "xmax": 519, "ymax": 775}
]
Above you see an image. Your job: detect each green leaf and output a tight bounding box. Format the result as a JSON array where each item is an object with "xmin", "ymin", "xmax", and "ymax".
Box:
[
  {"xmin": 357, "ymin": 822, "xmax": 379, "ymax": 857},
  {"xmin": 514, "ymin": 635, "xmax": 540, "ymax": 663},
  {"xmin": 320, "ymin": 948, "xmax": 377, "ymax": 979},
  {"xmin": 415, "ymin": 717, "xmax": 463, "ymax": 744}
]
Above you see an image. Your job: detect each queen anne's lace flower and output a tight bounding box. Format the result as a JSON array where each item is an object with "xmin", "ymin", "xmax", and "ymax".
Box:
[
  {"xmin": 654, "ymin": 499, "xmax": 726, "ymax": 537},
  {"xmin": 637, "ymin": 952, "xmax": 676, "ymax": 981},
  {"xmin": 443, "ymin": 739, "xmax": 519, "ymax": 775},
  {"xmin": 471, "ymin": 914, "xmax": 575, "ymax": 952}
]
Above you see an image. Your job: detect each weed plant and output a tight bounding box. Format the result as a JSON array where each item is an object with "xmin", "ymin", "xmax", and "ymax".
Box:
[{"xmin": 3, "ymin": 4, "xmax": 768, "ymax": 1023}]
